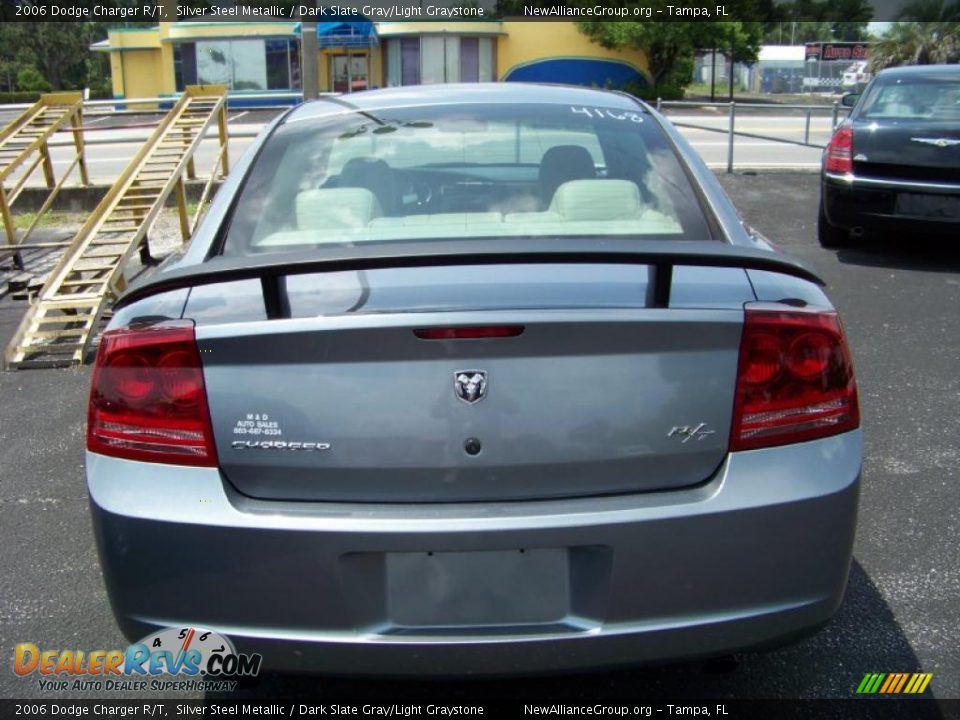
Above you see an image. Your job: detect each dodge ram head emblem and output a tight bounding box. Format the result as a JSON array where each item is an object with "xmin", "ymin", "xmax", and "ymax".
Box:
[{"xmin": 454, "ymin": 370, "xmax": 487, "ymax": 404}]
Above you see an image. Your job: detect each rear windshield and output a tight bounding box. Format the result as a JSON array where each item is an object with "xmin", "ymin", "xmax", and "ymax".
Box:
[
  {"xmin": 858, "ymin": 74, "xmax": 960, "ymax": 121},
  {"xmin": 220, "ymin": 102, "xmax": 712, "ymax": 256}
]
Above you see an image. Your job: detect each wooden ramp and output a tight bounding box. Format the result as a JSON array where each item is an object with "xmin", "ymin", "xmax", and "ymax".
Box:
[
  {"xmin": 4, "ymin": 85, "xmax": 229, "ymax": 370},
  {"xmin": 0, "ymin": 92, "xmax": 89, "ymax": 269}
]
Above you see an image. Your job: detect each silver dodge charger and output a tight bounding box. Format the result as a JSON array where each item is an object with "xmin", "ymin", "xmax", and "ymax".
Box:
[{"xmin": 86, "ymin": 84, "xmax": 861, "ymax": 675}]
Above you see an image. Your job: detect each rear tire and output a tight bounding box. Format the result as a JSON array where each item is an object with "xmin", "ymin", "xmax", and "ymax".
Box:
[{"xmin": 818, "ymin": 201, "xmax": 851, "ymax": 249}]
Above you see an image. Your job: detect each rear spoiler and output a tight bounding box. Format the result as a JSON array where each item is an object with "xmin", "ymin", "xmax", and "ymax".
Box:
[{"xmin": 116, "ymin": 239, "xmax": 823, "ymax": 312}]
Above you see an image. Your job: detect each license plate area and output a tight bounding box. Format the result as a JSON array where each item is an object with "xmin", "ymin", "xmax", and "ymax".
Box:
[
  {"xmin": 340, "ymin": 547, "xmax": 612, "ymax": 633},
  {"xmin": 896, "ymin": 192, "xmax": 960, "ymax": 219},
  {"xmin": 387, "ymin": 549, "xmax": 568, "ymax": 628}
]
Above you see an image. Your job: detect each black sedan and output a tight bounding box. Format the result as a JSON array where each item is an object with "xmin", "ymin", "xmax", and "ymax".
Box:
[{"xmin": 819, "ymin": 64, "xmax": 960, "ymax": 248}]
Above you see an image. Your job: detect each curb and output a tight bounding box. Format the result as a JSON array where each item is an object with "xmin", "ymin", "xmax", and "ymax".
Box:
[{"xmin": 11, "ymin": 181, "xmax": 223, "ymax": 214}]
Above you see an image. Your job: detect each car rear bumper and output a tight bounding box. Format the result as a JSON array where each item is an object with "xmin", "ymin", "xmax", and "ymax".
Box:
[
  {"xmin": 87, "ymin": 431, "xmax": 861, "ymax": 676},
  {"xmin": 823, "ymin": 172, "xmax": 960, "ymax": 235}
]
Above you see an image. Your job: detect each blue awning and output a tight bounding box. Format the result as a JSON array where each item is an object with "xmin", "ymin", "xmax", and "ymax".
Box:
[{"xmin": 318, "ymin": 22, "xmax": 378, "ymax": 49}]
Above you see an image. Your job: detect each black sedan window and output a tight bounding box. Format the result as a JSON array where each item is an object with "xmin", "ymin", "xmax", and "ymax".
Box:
[
  {"xmin": 220, "ymin": 103, "xmax": 712, "ymax": 256},
  {"xmin": 859, "ymin": 75, "xmax": 960, "ymax": 121}
]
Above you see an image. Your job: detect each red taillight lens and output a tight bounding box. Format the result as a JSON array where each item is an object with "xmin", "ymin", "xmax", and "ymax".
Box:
[
  {"xmin": 743, "ymin": 332, "xmax": 782, "ymax": 385},
  {"xmin": 414, "ymin": 326, "xmax": 524, "ymax": 340},
  {"xmin": 87, "ymin": 323, "xmax": 218, "ymax": 466},
  {"xmin": 825, "ymin": 126, "xmax": 854, "ymax": 174},
  {"xmin": 730, "ymin": 309, "xmax": 859, "ymax": 452}
]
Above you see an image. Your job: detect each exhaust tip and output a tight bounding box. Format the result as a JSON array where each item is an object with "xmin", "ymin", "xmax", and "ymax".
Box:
[{"xmin": 702, "ymin": 655, "xmax": 741, "ymax": 675}]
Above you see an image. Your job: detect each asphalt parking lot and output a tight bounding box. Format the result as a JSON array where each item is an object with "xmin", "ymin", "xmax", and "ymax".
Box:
[{"xmin": 0, "ymin": 172, "xmax": 957, "ymax": 705}]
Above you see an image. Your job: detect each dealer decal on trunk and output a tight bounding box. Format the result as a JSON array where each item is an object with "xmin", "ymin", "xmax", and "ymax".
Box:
[
  {"xmin": 230, "ymin": 412, "xmax": 332, "ymax": 451},
  {"xmin": 232, "ymin": 412, "xmax": 282, "ymax": 437}
]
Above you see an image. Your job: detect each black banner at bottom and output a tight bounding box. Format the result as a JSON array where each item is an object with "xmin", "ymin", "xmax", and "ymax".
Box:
[{"xmin": 1, "ymin": 700, "xmax": 959, "ymax": 720}]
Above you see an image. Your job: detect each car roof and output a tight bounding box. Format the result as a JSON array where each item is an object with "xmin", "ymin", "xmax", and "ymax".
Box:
[
  {"xmin": 875, "ymin": 64, "xmax": 960, "ymax": 80},
  {"xmin": 285, "ymin": 82, "xmax": 646, "ymax": 124}
]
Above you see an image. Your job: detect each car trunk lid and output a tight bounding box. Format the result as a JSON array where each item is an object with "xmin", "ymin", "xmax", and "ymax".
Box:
[
  {"xmin": 852, "ymin": 120, "xmax": 960, "ymax": 183},
  {"xmin": 187, "ymin": 262, "xmax": 752, "ymax": 502}
]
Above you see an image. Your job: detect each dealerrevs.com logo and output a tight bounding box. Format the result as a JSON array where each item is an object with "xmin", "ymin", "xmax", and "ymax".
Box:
[{"xmin": 14, "ymin": 627, "xmax": 261, "ymax": 692}]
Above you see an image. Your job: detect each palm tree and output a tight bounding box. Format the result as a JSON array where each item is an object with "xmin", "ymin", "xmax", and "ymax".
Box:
[
  {"xmin": 898, "ymin": 0, "xmax": 960, "ymax": 21},
  {"xmin": 868, "ymin": 22, "xmax": 960, "ymax": 70}
]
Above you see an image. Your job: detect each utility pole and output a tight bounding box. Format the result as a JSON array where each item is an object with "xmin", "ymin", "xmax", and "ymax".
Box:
[
  {"xmin": 159, "ymin": 0, "xmax": 177, "ymax": 23},
  {"xmin": 729, "ymin": 26, "xmax": 735, "ymax": 101},
  {"xmin": 300, "ymin": 3, "xmax": 319, "ymax": 101},
  {"xmin": 710, "ymin": 48, "xmax": 716, "ymax": 103}
]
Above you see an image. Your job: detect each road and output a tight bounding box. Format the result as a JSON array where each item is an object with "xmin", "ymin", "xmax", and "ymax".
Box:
[
  {"xmin": 0, "ymin": 173, "xmax": 957, "ymax": 705},
  {"xmin": 3, "ymin": 107, "xmax": 832, "ymax": 190},
  {"xmin": 668, "ymin": 110, "xmax": 832, "ymax": 168}
]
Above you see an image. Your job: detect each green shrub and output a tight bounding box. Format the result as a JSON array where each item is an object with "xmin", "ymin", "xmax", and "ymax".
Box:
[
  {"xmin": 0, "ymin": 91, "xmax": 43, "ymax": 104},
  {"xmin": 16, "ymin": 66, "xmax": 52, "ymax": 93},
  {"xmin": 86, "ymin": 78, "xmax": 113, "ymax": 100},
  {"xmin": 623, "ymin": 82, "xmax": 686, "ymax": 102}
]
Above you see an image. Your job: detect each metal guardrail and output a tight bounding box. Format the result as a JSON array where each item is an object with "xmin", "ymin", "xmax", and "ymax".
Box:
[
  {"xmin": 655, "ymin": 98, "xmax": 852, "ymax": 172},
  {"xmin": 1, "ymin": 93, "xmax": 852, "ymax": 178},
  {"xmin": 42, "ymin": 128, "xmax": 260, "ymax": 148},
  {"xmin": 0, "ymin": 92, "xmax": 322, "ymax": 116},
  {"xmin": 0, "ymin": 93, "xmax": 314, "ymax": 148}
]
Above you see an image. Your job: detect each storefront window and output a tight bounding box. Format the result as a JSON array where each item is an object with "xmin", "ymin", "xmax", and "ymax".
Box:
[
  {"xmin": 386, "ymin": 37, "xmax": 493, "ymax": 87},
  {"xmin": 401, "ymin": 38, "xmax": 420, "ymax": 86},
  {"xmin": 174, "ymin": 39, "xmax": 300, "ymax": 92},
  {"xmin": 460, "ymin": 38, "xmax": 479, "ymax": 83},
  {"xmin": 266, "ymin": 39, "xmax": 300, "ymax": 90},
  {"xmin": 174, "ymin": 43, "xmax": 198, "ymax": 89},
  {"xmin": 420, "ymin": 37, "xmax": 445, "ymax": 85}
]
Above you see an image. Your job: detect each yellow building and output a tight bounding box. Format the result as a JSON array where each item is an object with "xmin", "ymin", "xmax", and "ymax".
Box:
[{"xmin": 93, "ymin": 22, "xmax": 650, "ymax": 104}]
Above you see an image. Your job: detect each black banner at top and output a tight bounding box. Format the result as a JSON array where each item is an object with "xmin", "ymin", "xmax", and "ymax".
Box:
[{"xmin": 0, "ymin": 0, "xmax": 941, "ymax": 22}]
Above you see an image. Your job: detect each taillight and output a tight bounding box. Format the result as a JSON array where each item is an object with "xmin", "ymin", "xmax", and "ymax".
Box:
[
  {"xmin": 730, "ymin": 309, "xmax": 859, "ymax": 451},
  {"xmin": 414, "ymin": 326, "xmax": 524, "ymax": 340},
  {"xmin": 825, "ymin": 125, "xmax": 853, "ymax": 174},
  {"xmin": 87, "ymin": 322, "xmax": 218, "ymax": 466}
]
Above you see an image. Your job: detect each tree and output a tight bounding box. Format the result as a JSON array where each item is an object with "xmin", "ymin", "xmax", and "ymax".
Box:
[
  {"xmin": 762, "ymin": 0, "xmax": 871, "ymax": 43},
  {"xmin": 830, "ymin": 0, "xmax": 873, "ymax": 40},
  {"xmin": 0, "ymin": 10, "xmax": 152, "ymax": 93},
  {"xmin": 0, "ymin": 24, "xmax": 24, "ymax": 91},
  {"xmin": 577, "ymin": 23, "xmax": 698, "ymax": 90},
  {"xmin": 0, "ymin": 0, "xmax": 166, "ymax": 89},
  {"xmin": 898, "ymin": 0, "xmax": 960, "ymax": 21},
  {"xmin": 868, "ymin": 22, "xmax": 960, "ymax": 69},
  {"xmin": 831, "ymin": 21, "xmax": 871, "ymax": 41},
  {"xmin": 576, "ymin": 20, "xmax": 762, "ymax": 95},
  {"xmin": 16, "ymin": 66, "xmax": 53, "ymax": 93},
  {"xmin": 1, "ymin": 23, "xmax": 97, "ymax": 90}
]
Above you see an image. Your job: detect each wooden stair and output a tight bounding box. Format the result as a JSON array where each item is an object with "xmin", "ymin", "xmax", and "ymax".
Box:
[
  {"xmin": 0, "ymin": 92, "xmax": 88, "ymax": 267},
  {"xmin": 4, "ymin": 85, "xmax": 228, "ymax": 369}
]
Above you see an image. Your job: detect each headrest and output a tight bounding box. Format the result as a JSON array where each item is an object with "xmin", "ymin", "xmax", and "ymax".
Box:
[
  {"xmin": 538, "ymin": 145, "xmax": 596, "ymax": 204},
  {"xmin": 548, "ymin": 179, "xmax": 643, "ymax": 221},
  {"xmin": 340, "ymin": 157, "xmax": 391, "ymax": 182},
  {"xmin": 339, "ymin": 157, "xmax": 397, "ymax": 214},
  {"xmin": 295, "ymin": 188, "xmax": 382, "ymax": 230}
]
